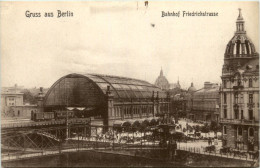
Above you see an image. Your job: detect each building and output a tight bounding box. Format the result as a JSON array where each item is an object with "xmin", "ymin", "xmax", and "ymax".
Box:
[
  {"xmin": 187, "ymin": 82, "xmax": 220, "ymax": 123},
  {"xmin": 219, "ymin": 9, "xmax": 259, "ymax": 151},
  {"xmin": 42, "ymin": 73, "xmax": 171, "ymax": 127},
  {"xmin": 1, "ymin": 89, "xmax": 37, "ymax": 118},
  {"xmin": 154, "ymin": 68, "xmax": 170, "ymax": 90}
]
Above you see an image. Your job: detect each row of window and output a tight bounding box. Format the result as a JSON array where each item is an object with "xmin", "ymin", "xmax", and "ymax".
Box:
[
  {"xmin": 223, "ymin": 93, "xmax": 254, "ymax": 104},
  {"xmin": 111, "ymin": 105, "xmax": 154, "ymax": 117},
  {"xmin": 223, "ymin": 126, "xmax": 254, "ymax": 137},
  {"xmin": 223, "ymin": 125, "xmax": 254, "ymax": 137},
  {"xmin": 223, "ymin": 78, "xmax": 255, "ymax": 88},
  {"xmin": 223, "ymin": 109, "xmax": 254, "ymax": 120}
]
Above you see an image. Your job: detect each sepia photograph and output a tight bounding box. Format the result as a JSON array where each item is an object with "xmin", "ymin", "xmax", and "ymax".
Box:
[{"xmin": 0, "ymin": 1, "xmax": 259, "ymax": 167}]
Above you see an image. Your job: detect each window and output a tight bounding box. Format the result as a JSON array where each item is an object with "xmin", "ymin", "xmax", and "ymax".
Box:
[
  {"xmin": 223, "ymin": 139, "xmax": 227, "ymax": 147},
  {"xmin": 223, "ymin": 80, "xmax": 227, "ymax": 88},
  {"xmin": 223, "ymin": 126, "xmax": 227, "ymax": 135},
  {"xmin": 249, "ymin": 94, "xmax": 253, "ymax": 103},
  {"xmin": 237, "ymin": 79, "xmax": 241, "ymax": 86},
  {"xmin": 224, "ymin": 109, "xmax": 227, "ymax": 118},
  {"xmin": 224, "ymin": 93, "xmax": 227, "ymax": 104},
  {"xmin": 238, "ymin": 127, "xmax": 242, "ymax": 136},
  {"xmin": 234, "ymin": 93, "xmax": 239, "ymax": 104},
  {"xmin": 239, "ymin": 94, "xmax": 243, "ymax": 104},
  {"xmin": 234, "ymin": 109, "xmax": 239, "ymax": 119},
  {"xmin": 249, "ymin": 79, "xmax": 253, "ymax": 87},
  {"xmin": 249, "ymin": 127, "xmax": 254, "ymax": 137},
  {"xmin": 241, "ymin": 110, "xmax": 243, "ymax": 119},
  {"xmin": 249, "ymin": 110, "xmax": 254, "ymax": 120}
]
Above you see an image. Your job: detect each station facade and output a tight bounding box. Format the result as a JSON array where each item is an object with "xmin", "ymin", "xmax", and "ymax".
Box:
[{"xmin": 42, "ymin": 73, "xmax": 171, "ymax": 127}]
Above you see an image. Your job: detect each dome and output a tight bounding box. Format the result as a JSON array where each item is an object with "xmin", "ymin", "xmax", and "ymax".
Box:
[
  {"xmin": 224, "ymin": 9, "xmax": 258, "ymax": 59},
  {"xmin": 188, "ymin": 82, "xmax": 196, "ymax": 93},
  {"xmin": 225, "ymin": 34, "xmax": 256, "ymax": 58},
  {"xmin": 154, "ymin": 68, "xmax": 170, "ymax": 90}
]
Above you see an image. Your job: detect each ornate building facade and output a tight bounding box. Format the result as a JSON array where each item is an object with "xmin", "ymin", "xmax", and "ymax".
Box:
[
  {"xmin": 187, "ymin": 82, "xmax": 220, "ymax": 122},
  {"xmin": 220, "ymin": 9, "xmax": 259, "ymax": 151}
]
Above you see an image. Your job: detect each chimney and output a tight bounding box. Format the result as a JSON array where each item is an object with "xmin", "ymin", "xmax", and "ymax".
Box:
[
  {"xmin": 37, "ymin": 87, "xmax": 44, "ymax": 112},
  {"xmin": 204, "ymin": 82, "xmax": 213, "ymax": 89}
]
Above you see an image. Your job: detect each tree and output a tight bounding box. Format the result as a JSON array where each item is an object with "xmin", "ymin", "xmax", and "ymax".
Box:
[
  {"xmin": 210, "ymin": 121, "xmax": 219, "ymax": 135},
  {"xmin": 201, "ymin": 123, "xmax": 210, "ymax": 133},
  {"xmin": 22, "ymin": 89, "xmax": 37, "ymax": 104}
]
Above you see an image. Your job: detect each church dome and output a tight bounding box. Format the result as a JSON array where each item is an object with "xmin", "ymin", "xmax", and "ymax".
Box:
[
  {"xmin": 224, "ymin": 9, "xmax": 258, "ymax": 59},
  {"xmin": 154, "ymin": 68, "xmax": 170, "ymax": 90},
  {"xmin": 188, "ymin": 82, "xmax": 196, "ymax": 93}
]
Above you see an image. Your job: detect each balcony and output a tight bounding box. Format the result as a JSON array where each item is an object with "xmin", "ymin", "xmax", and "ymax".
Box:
[
  {"xmin": 247, "ymin": 103, "xmax": 255, "ymax": 108},
  {"xmin": 219, "ymin": 118, "xmax": 258, "ymax": 126},
  {"xmin": 233, "ymin": 85, "xmax": 244, "ymax": 90}
]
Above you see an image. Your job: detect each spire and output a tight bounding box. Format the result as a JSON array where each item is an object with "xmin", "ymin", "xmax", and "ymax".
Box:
[
  {"xmin": 237, "ymin": 8, "xmax": 243, "ymax": 20},
  {"xmin": 236, "ymin": 8, "xmax": 245, "ymax": 33},
  {"xmin": 160, "ymin": 67, "xmax": 163, "ymax": 76},
  {"xmin": 191, "ymin": 82, "xmax": 193, "ymax": 87}
]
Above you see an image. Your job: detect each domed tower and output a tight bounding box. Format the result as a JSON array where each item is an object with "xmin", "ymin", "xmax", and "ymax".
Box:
[
  {"xmin": 220, "ymin": 9, "xmax": 259, "ymax": 151},
  {"xmin": 188, "ymin": 82, "xmax": 196, "ymax": 93},
  {"xmin": 154, "ymin": 68, "xmax": 170, "ymax": 90},
  {"xmin": 223, "ymin": 8, "xmax": 259, "ymax": 73}
]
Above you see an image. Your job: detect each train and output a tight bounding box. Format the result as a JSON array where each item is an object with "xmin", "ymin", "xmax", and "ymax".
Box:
[{"xmin": 31, "ymin": 109, "xmax": 93, "ymax": 121}]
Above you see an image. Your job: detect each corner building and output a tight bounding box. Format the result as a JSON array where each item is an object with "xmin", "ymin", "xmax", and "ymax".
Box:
[{"xmin": 220, "ymin": 9, "xmax": 259, "ymax": 151}]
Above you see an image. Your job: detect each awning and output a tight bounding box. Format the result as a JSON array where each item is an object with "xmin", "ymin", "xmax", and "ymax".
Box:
[
  {"xmin": 113, "ymin": 120, "xmax": 128, "ymax": 127},
  {"xmin": 66, "ymin": 107, "xmax": 86, "ymax": 111}
]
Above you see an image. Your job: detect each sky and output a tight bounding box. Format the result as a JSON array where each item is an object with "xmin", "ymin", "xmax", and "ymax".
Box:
[{"xmin": 1, "ymin": 1, "xmax": 259, "ymax": 90}]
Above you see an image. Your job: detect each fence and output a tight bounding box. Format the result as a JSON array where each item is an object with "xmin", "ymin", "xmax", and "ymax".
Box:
[{"xmin": 177, "ymin": 145, "xmax": 257, "ymax": 161}]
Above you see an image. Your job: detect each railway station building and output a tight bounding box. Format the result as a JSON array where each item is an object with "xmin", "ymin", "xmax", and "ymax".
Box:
[{"xmin": 41, "ymin": 73, "xmax": 171, "ymax": 127}]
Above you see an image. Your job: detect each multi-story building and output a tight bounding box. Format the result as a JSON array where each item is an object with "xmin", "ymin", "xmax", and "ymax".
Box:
[
  {"xmin": 1, "ymin": 89, "xmax": 37, "ymax": 118},
  {"xmin": 220, "ymin": 9, "xmax": 259, "ymax": 151},
  {"xmin": 187, "ymin": 82, "xmax": 220, "ymax": 123}
]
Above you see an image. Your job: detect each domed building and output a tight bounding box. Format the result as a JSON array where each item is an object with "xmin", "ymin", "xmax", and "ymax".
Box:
[
  {"xmin": 220, "ymin": 9, "xmax": 259, "ymax": 152},
  {"xmin": 187, "ymin": 82, "xmax": 196, "ymax": 93},
  {"xmin": 223, "ymin": 9, "xmax": 258, "ymax": 72},
  {"xmin": 154, "ymin": 68, "xmax": 170, "ymax": 90}
]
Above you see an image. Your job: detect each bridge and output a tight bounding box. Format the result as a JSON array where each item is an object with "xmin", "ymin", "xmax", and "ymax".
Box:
[{"xmin": 1, "ymin": 118, "xmax": 165, "ymax": 162}]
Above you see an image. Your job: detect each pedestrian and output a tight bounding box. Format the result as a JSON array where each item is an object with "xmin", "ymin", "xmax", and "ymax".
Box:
[
  {"xmin": 208, "ymin": 138, "xmax": 210, "ymax": 146},
  {"xmin": 209, "ymin": 138, "xmax": 212, "ymax": 146}
]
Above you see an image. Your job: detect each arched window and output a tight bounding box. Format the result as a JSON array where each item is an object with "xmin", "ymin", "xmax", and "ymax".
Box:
[
  {"xmin": 223, "ymin": 126, "xmax": 227, "ymax": 135},
  {"xmin": 236, "ymin": 40, "xmax": 241, "ymax": 56},
  {"xmin": 245, "ymin": 40, "xmax": 250, "ymax": 54},
  {"xmin": 237, "ymin": 79, "xmax": 241, "ymax": 86},
  {"xmin": 238, "ymin": 127, "xmax": 243, "ymax": 136},
  {"xmin": 249, "ymin": 79, "xmax": 253, "ymax": 87},
  {"xmin": 249, "ymin": 127, "xmax": 254, "ymax": 137}
]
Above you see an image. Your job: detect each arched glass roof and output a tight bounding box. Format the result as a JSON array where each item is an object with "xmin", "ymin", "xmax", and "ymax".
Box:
[{"xmin": 84, "ymin": 74, "xmax": 166, "ymax": 100}]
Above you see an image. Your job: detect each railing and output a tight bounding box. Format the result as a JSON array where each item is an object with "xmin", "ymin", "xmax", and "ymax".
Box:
[
  {"xmin": 219, "ymin": 118, "xmax": 258, "ymax": 125},
  {"xmin": 177, "ymin": 145, "xmax": 257, "ymax": 161},
  {"xmin": 1, "ymin": 118, "xmax": 90, "ymax": 129}
]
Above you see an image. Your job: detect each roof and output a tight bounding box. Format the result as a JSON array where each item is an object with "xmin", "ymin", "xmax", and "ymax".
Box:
[
  {"xmin": 241, "ymin": 57, "xmax": 259, "ymax": 73},
  {"xmin": 61, "ymin": 73, "xmax": 166, "ymax": 100},
  {"xmin": 1, "ymin": 91, "xmax": 24, "ymax": 95}
]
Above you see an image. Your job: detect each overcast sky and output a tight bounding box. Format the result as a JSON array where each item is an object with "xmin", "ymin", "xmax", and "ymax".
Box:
[{"xmin": 1, "ymin": 1, "xmax": 259, "ymax": 90}]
